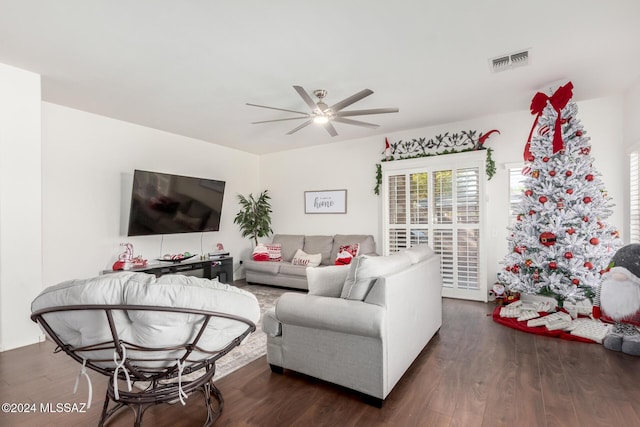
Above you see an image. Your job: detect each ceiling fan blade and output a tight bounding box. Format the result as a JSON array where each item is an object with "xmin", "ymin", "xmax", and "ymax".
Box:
[
  {"xmin": 336, "ymin": 107, "xmax": 399, "ymax": 117},
  {"xmin": 246, "ymin": 103, "xmax": 309, "ymax": 116},
  {"xmin": 329, "ymin": 89, "xmax": 374, "ymax": 112},
  {"xmin": 332, "ymin": 117, "xmax": 379, "ymax": 129},
  {"xmin": 293, "ymin": 86, "xmax": 319, "ymax": 112},
  {"xmin": 323, "ymin": 122, "xmax": 338, "ymax": 137},
  {"xmin": 286, "ymin": 119, "xmax": 313, "ymax": 135},
  {"xmin": 251, "ymin": 117, "xmax": 309, "ymax": 124}
]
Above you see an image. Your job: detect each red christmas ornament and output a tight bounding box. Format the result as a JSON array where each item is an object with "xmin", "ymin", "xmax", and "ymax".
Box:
[
  {"xmin": 567, "ymin": 227, "xmax": 575, "ymax": 235},
  {"xmin": 539, "ymin": 232, "xmax": 557, "ymax": 247},
  {"xmin": 543, "ymin": 157, "xmax": 550, "ymax": 162},
  {"xmin": 557, "ymin": 199, "xmax": 565, "ymax": 209},
  {"xmin": 583, "ymin": 197, "xmax": 592, "ymax": 203},
  {"xmin": 549, "ymin": 261, "xmax": 558, "ymax": 269},
  {"xmin": 514, "ymin": 246, "xmax": 526, "ymax": 254},
  {"xmin": 565, "ymin": 170, "xmax": 573, "ymax": 177},
  {"xmin": 524, "ymin": 189, "xmax": 533, "ymax": 197},
  {"xmin": 566, "ymin": 189, "xmax": 574, "ymax": 195},
  {"xmin": 525, "ymin": 259, "xmax": 533, "ymax": 267},
  {"xmin": 505, "ymin": 266, "xmax": 511, "ymax": 272},
  {"xmin": 549, "ymin": 170, "xmax": 556, "ymax": 177},
  {"xmin": 512, "ymin": 265, "xmax": 520, "ymax": 274},
  {"xmin": 533, "ymin": 270, "xmax": 539, "ymax": 280},
  {"xmin": 585, "ymin": 174, "xmax": 594, "ymax": 181},
  {"xmin": 561, "ymin": 118, "xmax": 567, "ymax": 125},
  {"xmin": 532, "ymin": 170, "xmax": 540, "ymax": 178},
  {"xmin": 564, "ymin": 252, "xmax": 573, "ymax": 259},
  {"xmin": 576, "ymin": 130, "xmax": 583, "ymax": 137},
  {"xmin": 539, "ymin": 196, "xmax": 548, "ymax": 203},
  {"xmin": 572, "ymin": 278, "xmax": 580, "ymax": 285},
  {"xmin": 539, "ymin": 125, "xmax": 550, "ymax": 136},
  {"xmin": 584, "ymin": 262, "xmax": 594, "ymax": 270},
  {"xmin": 529, "ymin": 210, "xmax": 536, "ymax": 215},
  {"xmin": 590, "ymin": 237, "xmax": 600, "ymax": 245},
  {"xmin": 517, "ymin": 214, "xmax": 523, "ymax": 221},
  {"xmin": 583, "ymin": 216, "xmax": 589, "ymax": 222},
  {"xmin": 581, "ymin": 147, "xmax": 591, "ymax": 155}
]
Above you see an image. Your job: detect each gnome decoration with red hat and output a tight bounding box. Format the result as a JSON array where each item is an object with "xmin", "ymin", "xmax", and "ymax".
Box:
[{"xmin": 593, "ymin": 244, "xmax": 640, "ymax": 356}]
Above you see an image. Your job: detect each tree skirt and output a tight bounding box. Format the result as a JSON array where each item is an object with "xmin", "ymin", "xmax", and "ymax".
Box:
[{"xmin": 491, "ymin": 306, "xmax": 595, "ymax": 343}]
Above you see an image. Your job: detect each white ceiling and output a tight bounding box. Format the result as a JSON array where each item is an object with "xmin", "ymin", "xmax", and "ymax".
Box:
[{"xmin": 1, "ymin": 1, "xmax": 639, "ymax": 155}]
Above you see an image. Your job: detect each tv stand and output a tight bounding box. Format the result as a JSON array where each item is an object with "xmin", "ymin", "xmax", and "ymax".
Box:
[{"xmin": 104, "ymin": 256, "xmax": 234, "ymax": 284}]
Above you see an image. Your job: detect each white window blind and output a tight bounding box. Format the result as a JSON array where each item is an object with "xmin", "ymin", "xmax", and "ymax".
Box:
[
  {"xmin": 508, "ymin": 166, "xmax": 527, "ymax": 222},
  {"xmin": 630, "ymin": 150, "xmax": 640, "ymax": 243}
]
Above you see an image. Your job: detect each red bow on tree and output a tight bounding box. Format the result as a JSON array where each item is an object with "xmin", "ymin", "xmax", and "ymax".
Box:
[{"xmin": 523, "ymin": 81, "xmax": 574, "ymax": 162}]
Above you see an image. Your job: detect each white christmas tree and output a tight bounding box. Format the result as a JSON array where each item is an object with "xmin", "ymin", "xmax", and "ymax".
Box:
[{"xmin": 498, "ymin": 82, "xmax": 621, "ymax": 305}]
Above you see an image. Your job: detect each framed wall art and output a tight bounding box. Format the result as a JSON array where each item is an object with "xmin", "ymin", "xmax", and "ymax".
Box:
[{"xmin": 304, "ymin": 189, "xmax": 347, "ymax": 214}]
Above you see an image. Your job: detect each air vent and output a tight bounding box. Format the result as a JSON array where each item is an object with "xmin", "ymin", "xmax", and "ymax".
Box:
[{"xmin": 489, "ymin": 49, "xmax": 530, "ymax": 73}]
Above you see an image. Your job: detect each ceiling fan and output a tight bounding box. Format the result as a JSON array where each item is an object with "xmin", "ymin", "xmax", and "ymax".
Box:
[{"xmin": 247, "ymin": 86, "xmax": 399, "ymax": 136}]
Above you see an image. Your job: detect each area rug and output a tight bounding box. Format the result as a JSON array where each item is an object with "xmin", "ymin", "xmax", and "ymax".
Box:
[{"xmin": 213, "ymin": 284, "xmax": 292, "ymax": 380}]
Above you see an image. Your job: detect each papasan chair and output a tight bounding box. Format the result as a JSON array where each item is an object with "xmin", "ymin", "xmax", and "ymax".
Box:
[{"xmin": 31, "ymin": 272, "xmax": 260, "ymax": 426}]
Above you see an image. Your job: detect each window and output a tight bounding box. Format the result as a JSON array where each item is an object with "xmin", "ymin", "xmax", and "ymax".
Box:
[
  {"xmin": 508, "ymin": 164, "xmax": 527, "ymax": 222},
  {"xmin": 381, "ymin": 151, "xmax": 487, "ymax": 301}
]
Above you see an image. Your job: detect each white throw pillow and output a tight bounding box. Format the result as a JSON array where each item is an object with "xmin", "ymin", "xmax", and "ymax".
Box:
[
  {"xmin": 341, "ymin": 253, "xmax": 412, "ymax": 300},
  {"xmin": 291, "ymin": 249, "xmax": 322, "ymax": 267},
  {"xmin": 307, "ymin": 265, "xmax": 350, "ymax": 297},
  {"xmin": 405, "ymin": 244, "xmax": 435, "ymax": 264}
]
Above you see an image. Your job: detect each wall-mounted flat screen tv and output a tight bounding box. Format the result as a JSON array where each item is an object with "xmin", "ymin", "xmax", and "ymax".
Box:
[{"xmin": 127, "ymin": 170, "xmax": 225, "ymax": 236}]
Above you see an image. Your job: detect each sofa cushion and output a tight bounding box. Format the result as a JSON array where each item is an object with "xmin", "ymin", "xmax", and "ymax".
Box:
[
  {"xmin": 272, "ymin": 235, "xmax": 305, "ymax": 262},
  {"xmin": 291, "ymin": 249, "xmax": 322, "ymax": 268},
  {"xmin": 303, "ymin": 235, "xmax": 334, "ymax": 266},
  {"xmin": 341, "ymin": 253, "xmax": 412, "ymax": 300},
  {"xmin": 307, "ymin": 265, "xmax": 350, "ymax": 297},
  {"xmin": 278, "ymin": 263, "xmax": 308, "ymax": 277},
  {"xmin": 405, "ymin": 244, "xmax": 435, "ymax": 264},
  {"xmin": 330, "ymin": 235, "xmax": 376, "ymax": 262},
  {"xmin": 243, "ymin": 259, "xmax": 282, "ymax": 275},
  {"xmin": 252, "ymin": 244, "xmax": 270, "ymax": 261}
]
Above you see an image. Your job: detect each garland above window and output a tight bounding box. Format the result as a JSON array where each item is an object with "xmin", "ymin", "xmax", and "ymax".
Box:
[{"xmin": 374, "ymin": 129, "xmax": 500, "ymax": 195}]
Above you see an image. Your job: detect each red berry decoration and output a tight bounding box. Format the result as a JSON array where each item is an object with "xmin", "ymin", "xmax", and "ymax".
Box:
[
  {"xmin": 576, "ymin": 130, "xmax": 583, "ymax": 136},
  {"xmin": 512, "ymin": 265, "xmax": 520, "ymax": 274},
  {"xmin": 567, "ymin": 227, "xmax": 575, "ymax": 235},
  {"xmin": 572, "ymin": 278, "xmax": 580, "ymax": 285},
  {"xmin": 583, "ymin": 197, "xmax": 592, "ymax": 203},
  {"xmin": 564, "ymin": 252, "xmax": 573, "ymax": 259},
  {"xmin": 566, "ymin": 170, "xmax": 573, "ymax": 177},
  {"xmin": 549, "ymin": 261, "xmax": 558, "ymax": 269},
  {"xmin": 584, "ymin": 262, "xmax": 594, "ymax": 270},
  {"xmin": 539, "ymin": 196, "xmax": 548, "ymax": 203},
  {"xmin": 549, "ymin": 170, "xmax": 556, "ymax": 177},
  {"xmin": 566, "ymin": 189, "xmax": 574, "ymax": 194},
  {"xmin": 585, "ymin": 174, "xmax": 594, "ymax": 181},
  {"xmin": 524, "ymin": 189, "xmax": 533, "ymax": 197},
  {"xmin": 543, "ymin": 157, "xmax": 550, "ymax": 162},
  {"xmin": 590, "ymin": 237, "xmax": 600, "ymax": 245}
]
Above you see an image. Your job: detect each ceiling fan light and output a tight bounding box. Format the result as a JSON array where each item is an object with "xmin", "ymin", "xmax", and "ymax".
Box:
[{"xmin": 313, "ymin": 115, "xmax": 329, "ymax": 124}]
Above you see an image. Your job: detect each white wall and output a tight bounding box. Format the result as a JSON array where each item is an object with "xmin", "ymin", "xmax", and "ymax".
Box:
[
  {"xmin": 0, "ymin": 64, "xmax": 43, "ymax": 351},
  {"xmin": 41, "ymin": 103, "xmax": 260, "ymax": 287},
  {"xmin": 260, "ymin": 95, "xmax": 626, "ymax": 288}
]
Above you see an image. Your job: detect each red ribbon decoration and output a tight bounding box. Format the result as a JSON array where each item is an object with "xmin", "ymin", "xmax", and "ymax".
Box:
[{"xmin": 523, "ymin": 81, "xmax": 574, "ymax": 162}]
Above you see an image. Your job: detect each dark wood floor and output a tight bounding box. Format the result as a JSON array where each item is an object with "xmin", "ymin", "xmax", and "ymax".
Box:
[{"xmin": 1, "ymin": 297, "xmax": 638, "ymax": 427}]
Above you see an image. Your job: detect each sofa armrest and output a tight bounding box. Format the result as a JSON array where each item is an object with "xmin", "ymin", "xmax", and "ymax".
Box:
[
  {"xmin": 262, "ymin": 307, "xmax": 281, "ymax": 337},
  {"xmin": 275, "ymin": 293, "xmax": 384, "ymax": 338}
]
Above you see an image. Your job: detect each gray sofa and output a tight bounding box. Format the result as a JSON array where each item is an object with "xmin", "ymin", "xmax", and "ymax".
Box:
[
  {"xmin": 243, "ymin": 234, "xmax": 377, "ymax": 290},
  {"xmin": 262, "ymin": 244, "xmax": 443, "ymax": 405}
]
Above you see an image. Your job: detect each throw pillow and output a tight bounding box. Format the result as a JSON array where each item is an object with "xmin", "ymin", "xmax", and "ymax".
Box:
[
  {"xmin": 341, "ymin": 253, "xmax": 412, "ymax": 301},
  {"xmin": 291, "ymin": 249, "xmax": 322, "ymax": 267},
  {"xmin": 252, "ymin": 244, "xmax": 269, "ymax": 261},
  {"xmin": 335, "ymin": 244, "xmax": 360, "ymax": 265},
  {"xmin": 266, "ymin": 244, "xmax": 282, "ymax": 262},
  {"xmin": 307, "ymin": 265, "xmax": 350, "ymax": 297}
]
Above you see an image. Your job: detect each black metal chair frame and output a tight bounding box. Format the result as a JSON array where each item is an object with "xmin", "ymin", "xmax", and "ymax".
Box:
[{"xmin": 31, "ymin": 304, "xmax": 256, "ymax": 427}]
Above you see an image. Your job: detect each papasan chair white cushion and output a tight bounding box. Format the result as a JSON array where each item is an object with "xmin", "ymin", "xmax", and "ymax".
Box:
[{"xmin": 31, "ymin": 272, "xmax": 260, "ymax": 426}]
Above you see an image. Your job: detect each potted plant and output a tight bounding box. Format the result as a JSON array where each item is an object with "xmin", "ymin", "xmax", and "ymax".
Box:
[{"xmin": 234, "ymin": 190, "xmax": 273, "ymax": 246}]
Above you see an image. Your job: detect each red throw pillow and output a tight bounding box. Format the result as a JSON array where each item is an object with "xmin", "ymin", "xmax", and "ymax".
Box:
[
  {"xmin": 335, "ymin": 244, "xmax": 360, "ymax": 265},
  {"xmin": 266, "ymin": 244, "xmax": 282, "ymax": 262},
  {"xmin": 252, "ymin": 244, "xmax": 269, "ymax": 261}
]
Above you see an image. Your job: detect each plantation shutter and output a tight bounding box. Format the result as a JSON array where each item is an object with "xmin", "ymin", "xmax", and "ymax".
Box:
[
  {"xmin": 630, "ymin": 150, "xmax": 640, "ymax": 243},
  {"xmin": 382, "ymin": 151, "xmax": 487, "ymax": 301}
]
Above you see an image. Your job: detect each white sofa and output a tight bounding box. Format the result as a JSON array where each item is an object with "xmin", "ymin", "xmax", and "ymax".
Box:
[
  {"xmin": 262, "ymin": 245, "xmax": 443, "ymax": 405},
  {"xmin": 243, "ymin": 234, "xmax": 377, "ymax": 290}
]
